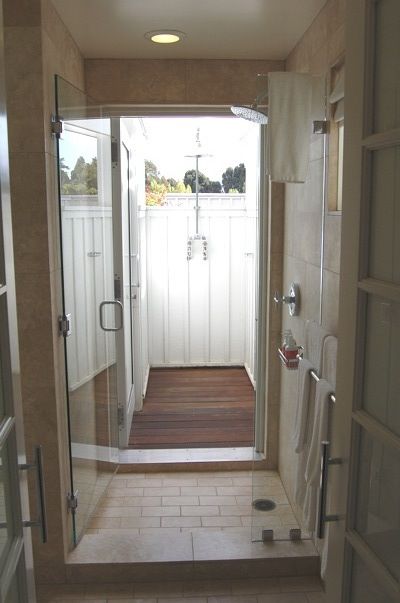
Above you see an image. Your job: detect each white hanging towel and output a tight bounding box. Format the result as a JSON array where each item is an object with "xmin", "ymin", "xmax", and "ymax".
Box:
[
  {"xmin": 267, "ymin": 72, "xmax": 314, "ymax": 183},
  {"xmin": 302, "ymin": 378, "xmax": 332, "ymax": 532},
  {"xmin": 305, "ymin": 320, "xmax": 330, "ymax": 374},
  {"xmin": 292, "ymin": 358, "xmax": 314, "ymax": 454},
  {"xmin": 320, "ymin": 335, "xmax": 338, "ymax": 389},
  {"xmin": 292, "ymin": 320, "xmax": 328, "ymax": 453},
  {"xmin": 293, "ymin": 321, "xmax": 330, "ymax": 511}
]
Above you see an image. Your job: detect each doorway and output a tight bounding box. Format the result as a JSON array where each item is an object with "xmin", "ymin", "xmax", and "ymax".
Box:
[{"xmin": 113, "ymin": 116, "xmax": 261, "ymax": 451}]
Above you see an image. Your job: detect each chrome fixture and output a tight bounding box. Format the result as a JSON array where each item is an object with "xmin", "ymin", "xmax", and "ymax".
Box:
[
  {"xmin": 273, "ymin": 282, "xmax": 300, "ymax": 316},
  {"xmin": 99, "ymin": 300, "xmax": 123, "ymax": 332},
  {"xmin": 231, "ymin": 74, "xmax": 268, "ymax": 124},
  {"xmin": 231, "ymin": 103, "xmax": 268, "ymax": 124},
  {"xmin": 262, "ymin": 529, "xmax": 274, "ymax": 542},
  {"xmin": 289, "ymin": 528, "xmax": 302, "ymax": 541},
  {"xmin": 187, "ymin": 234, "xmax": 208, "ymax": 261},
  {"xmin": 317, "ymin": 441, "xmax": 342, "ymax": 538},
  {"xmin": 185, "ymin": 128, "xmax": 210, "ymax": 260},
  {"xmin": 20, "ymin": 446, "xmax": 48, "ymax": 543}
]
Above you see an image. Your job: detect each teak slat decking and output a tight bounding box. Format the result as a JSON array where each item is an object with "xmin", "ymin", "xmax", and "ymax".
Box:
[{"xmin": 129, "ymin": 367, "xmax": 255, "ymax": 449}]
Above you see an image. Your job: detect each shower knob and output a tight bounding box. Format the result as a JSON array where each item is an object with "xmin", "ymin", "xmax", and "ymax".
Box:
[{"xmin": 273, "ymin": 283, "xmax": 300, "ymax": 316}]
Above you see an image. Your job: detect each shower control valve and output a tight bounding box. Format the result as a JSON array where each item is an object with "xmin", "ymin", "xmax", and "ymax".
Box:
[
  {"xmin": 273, "ymin": 283, "xmax": 300, "ymax": 316},
  {"xmin": 202, "ymin": 239, "xmax": 208, "ymax": 260}
]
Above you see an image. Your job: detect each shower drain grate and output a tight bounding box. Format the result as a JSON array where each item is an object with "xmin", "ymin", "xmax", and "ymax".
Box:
[{"xmin": 252, "ymin": 498, "xmax": 276, "ymax": 512}]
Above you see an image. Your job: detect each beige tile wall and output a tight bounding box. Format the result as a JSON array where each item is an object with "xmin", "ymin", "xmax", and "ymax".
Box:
[
  {"xmin": 278, "ymin": 0, "xmax": 345, "ymax": 533},
  {"xmin": 85, "ymin": 59, "xmax": 284, "ymax": 106},
  {"xmin": 3, "ymin": 0, "xmax": 85, "ymax": 583}
]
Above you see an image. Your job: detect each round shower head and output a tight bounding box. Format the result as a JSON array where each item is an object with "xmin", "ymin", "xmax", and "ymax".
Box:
[{"xmin": 231, "ymin": 104, "xmax": 268, "ymax": 124}]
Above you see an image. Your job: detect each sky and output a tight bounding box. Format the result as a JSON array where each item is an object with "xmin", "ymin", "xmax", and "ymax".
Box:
[
  {"xmin": 141, "ymin": 116, "xmax": 257, "ymax": 183},
  {"xmin": 60, "ymin": 116, "xmax": 258, "ymax": 184}
]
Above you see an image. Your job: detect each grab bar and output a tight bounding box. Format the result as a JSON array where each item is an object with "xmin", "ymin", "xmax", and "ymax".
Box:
[
  {"xmin": 20, "ymin": 446, "xmax": 48, "ymax": 544},
  {"xmin": 317, "ymin": 441, "xmax": 341, "ymax": 539}
]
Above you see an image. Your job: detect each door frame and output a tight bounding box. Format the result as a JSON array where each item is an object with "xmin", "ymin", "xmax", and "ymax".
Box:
[{"xmin": 107, "ymin": 107, "xmax": 269, "ymax": 456}]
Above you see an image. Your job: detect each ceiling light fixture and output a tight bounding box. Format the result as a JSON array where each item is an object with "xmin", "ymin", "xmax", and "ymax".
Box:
[{"xmin": 145, "ymin": 30, "xmax": 186, "ymax": 44}]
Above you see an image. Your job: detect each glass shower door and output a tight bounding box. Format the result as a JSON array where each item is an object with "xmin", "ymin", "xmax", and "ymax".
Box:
[{"xmin": 55, "ymin": 76, "xmax": 119, "ymax": 545}]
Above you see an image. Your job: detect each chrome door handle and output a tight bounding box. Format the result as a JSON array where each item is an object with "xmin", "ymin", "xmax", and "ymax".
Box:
[
  {"xmin": 20, "ymin": 446, "xmax": 48, "ymax": 544},
  {"xmin": 99, "ymin": 300, "xmax": 123, "ymax": 332},
  {"xmin": 317, "ymin": 441, "xmax": 341, "ymax": 539}
]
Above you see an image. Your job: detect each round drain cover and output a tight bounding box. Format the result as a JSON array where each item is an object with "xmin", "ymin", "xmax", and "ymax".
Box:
[{"xmin": 252, "ymin": 498, "xmax": 276, "ymax": 512}]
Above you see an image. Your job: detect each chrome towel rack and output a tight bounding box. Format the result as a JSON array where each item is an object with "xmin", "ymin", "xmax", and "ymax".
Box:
[{"xmin": 298, "ymin": 354, "xmax": 339, "ymax": 538}]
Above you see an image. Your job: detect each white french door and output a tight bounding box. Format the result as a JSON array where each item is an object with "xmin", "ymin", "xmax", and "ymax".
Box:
[
  {"xmin": 0, "ymin": 2, "xmax": 38, "ymax": 598},
  {"xmin": 325, "ymin": 0, "xmax": 400, "ymax": 601}
]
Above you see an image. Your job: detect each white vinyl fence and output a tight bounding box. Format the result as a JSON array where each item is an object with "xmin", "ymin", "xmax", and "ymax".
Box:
[
  {"xmin": 62, "ymin": 195, "xmax": 258, "ymax": 391},
  {"xmin": 146, "ymin": 195, "xmax": 257, "ymax": 382},
  {"xmin": 62, "ymin": 205, "xmax": 116, "ymax": 391}
]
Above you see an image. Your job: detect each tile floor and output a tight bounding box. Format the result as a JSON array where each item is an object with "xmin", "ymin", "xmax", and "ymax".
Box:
[
  {"xmin": 87, "ymin": 470, "xmax": 300, "ymax": 541},
  {"xmin": 37, "ymin": 576, "xmax": 325, "ymax": 602}
]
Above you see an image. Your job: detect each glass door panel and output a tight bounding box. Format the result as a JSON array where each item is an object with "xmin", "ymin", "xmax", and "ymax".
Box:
[
  {"xmin": 349, "ymin": 551, "xmax": 399, "ymax": 603},
  {"xmin": 354, "ymin": 428, "xmax": 400, "ymax": 581},
  {"xmin": 55, "ymin": 76, "xmax": 118, "ymax": 545}
]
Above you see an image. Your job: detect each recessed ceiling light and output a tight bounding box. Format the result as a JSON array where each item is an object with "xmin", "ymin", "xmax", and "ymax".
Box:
[{"xmin": 144, "ymin": 30, "xmax": 186, "ymax": 44}]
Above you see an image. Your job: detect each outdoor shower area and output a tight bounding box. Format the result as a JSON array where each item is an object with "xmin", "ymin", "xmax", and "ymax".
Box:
[
  {"xmin": 128, "ymin": 118, "xmax": 258, "ymax": 449},
  {"xmin": 133, "ymin": 190, "xmax": 259, "ymax": 449}
]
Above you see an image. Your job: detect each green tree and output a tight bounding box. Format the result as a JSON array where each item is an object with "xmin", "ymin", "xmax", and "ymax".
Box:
[
  {"xmin": 61, "ymin": 156, "xmax": 98, "ymax": 195},
  {"xmin": 222, "ymin": 163, "xmax": 246, "ymax": 193},
  {"xmin": 145, "ymin": 159, "xmax": 159, "ymax": 185},
  {"xmin": 203, "ymin": 180, "xmax": 222, "ymax": 193},
  {"xmin": 59, "ymin": 158, "xmax": 70, "ymax": 189},
  {"xmin": 184, "ymin": 169, "xmax": 210, "ymax": 193},
  {"xmin": 167, "ymin": 177, "xmax": 178, "ymax": 190}
]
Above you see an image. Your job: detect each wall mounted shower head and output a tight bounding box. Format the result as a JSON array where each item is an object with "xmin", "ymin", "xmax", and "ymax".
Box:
[{"xmin": 230, "ymin": 104, "xmax": 268, "ymax": 124}]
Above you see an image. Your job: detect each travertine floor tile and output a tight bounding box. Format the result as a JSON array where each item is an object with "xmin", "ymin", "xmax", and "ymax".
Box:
[
  {"xmin": 279, "ymin": 578, "xmax": 322, "ymax": 593},
  {"xmin": 85, "ymin": 470, "xmax": 301, "ymax": 541}
]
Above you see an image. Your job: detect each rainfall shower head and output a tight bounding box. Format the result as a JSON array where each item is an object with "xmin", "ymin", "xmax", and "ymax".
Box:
[
  {"xmin": 231, "ymin": 104, "xmax": 268, "ymax": 124},
  {"xmin": 231, "ymin": 74, "xmax": 268, "ymax": 124}
]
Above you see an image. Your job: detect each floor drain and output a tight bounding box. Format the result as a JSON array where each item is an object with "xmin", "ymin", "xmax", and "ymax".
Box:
[{"xmin": 252, "ymin": 498, "xmax": 276, "ymax": 512}]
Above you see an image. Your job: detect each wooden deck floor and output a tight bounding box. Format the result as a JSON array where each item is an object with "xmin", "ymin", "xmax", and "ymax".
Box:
[{"xmin": 129, "ymin": 367, "xmax": 255, "ymax": 449}]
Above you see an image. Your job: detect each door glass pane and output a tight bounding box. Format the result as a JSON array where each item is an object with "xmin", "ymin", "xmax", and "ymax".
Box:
[
  {"xmin": 56, "ymin": 76, "xmax": 118, "ymax": 544},
  {"xmin": 373, "ymin": 0, "xmax": 400, "ymax": 133},
  {"xmin": 0, "ymin": 440, "xmax": 15, "ymax": 572},
  {"xmin": 354, "ymin": 428, "xmax": 400, "ymax": 581},
  {"xmin": 4, "ymin": 572, "xmax": 20, "ymax": 603},
  {"xmin": 349, "ymin": 551, "xmax": 398, "ymax": 603},
  {"xmin": 368, "ymin": 146, "xmax": 400, "ymax": 284},
  {"xmin": 0, "ymin": 295, "xmax": 11, "ymax": 421},
  {"xmin": 362, "ymin": 294, "xmax": 400, "ymax": 437}
]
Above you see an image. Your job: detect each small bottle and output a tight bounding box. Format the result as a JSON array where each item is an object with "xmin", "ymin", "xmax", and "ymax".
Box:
[
  {"xmin": 284, "ymin": 334, "xmax": 298, "ymax": 360},
  {"xmin": 281, "ymin": 330, "xmax": 291, "ymax": 353}
]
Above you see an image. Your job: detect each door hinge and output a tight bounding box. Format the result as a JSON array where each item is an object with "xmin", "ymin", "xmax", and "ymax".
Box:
[
  {"xmin": 312, "ymin": 120, "xmax": 329, "ymax": 134},
  {"xmin": 58, "ymin": 313, "xmax": 72, "ymax": 338},
  {"xmin": 51, "ymin": 115, "xmax": 63, "ymax": 137},
  {"xmin": 118, "ymin": 406, "xmax": 124, "ymax": 428},
  {"xmin": 67, "ymin": 490, "xmax": 78, "ymax": 514},
  {"xmin": 114, "ymin": 275, "xmax": 121, "ymax": 300},
  {"xmin": 111, "ymin": 139, "xmax": 119, "ymax": 165}
]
